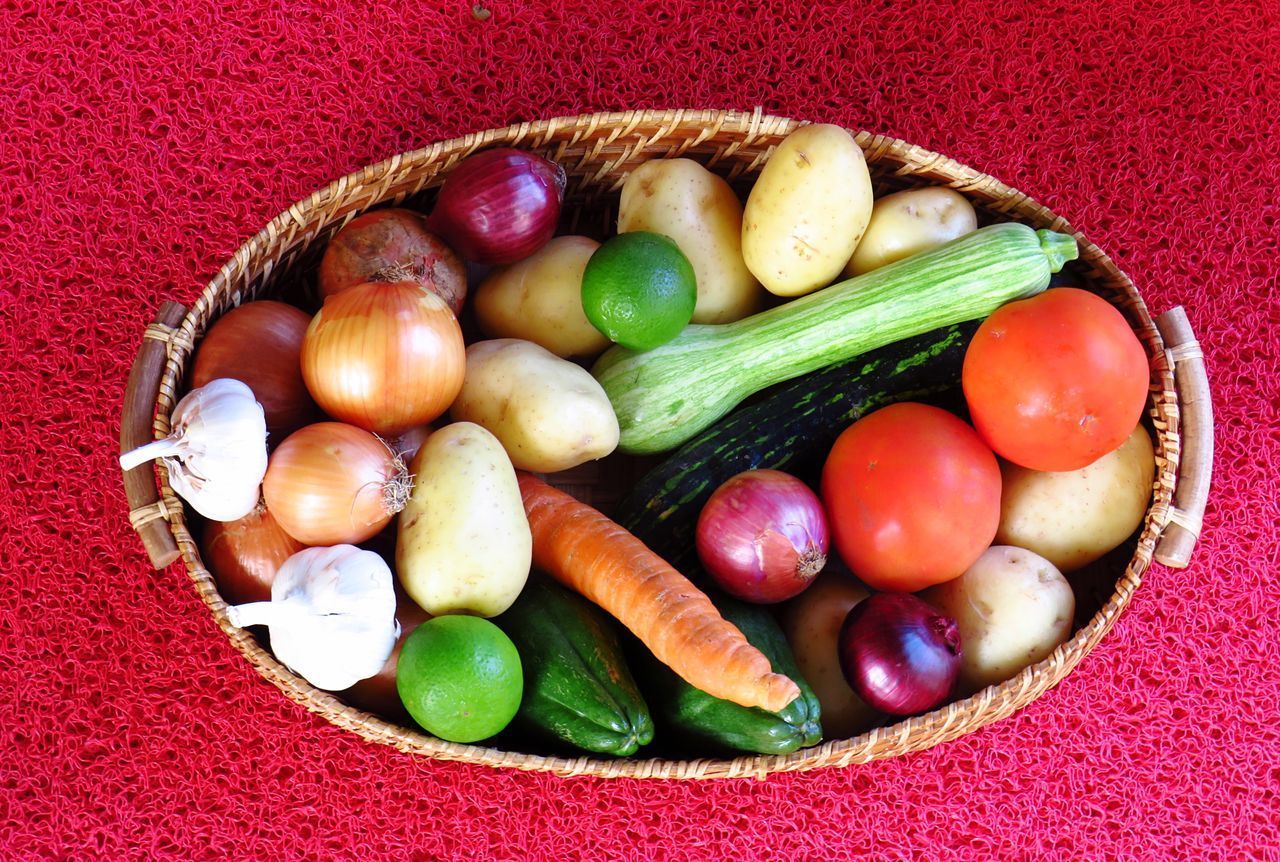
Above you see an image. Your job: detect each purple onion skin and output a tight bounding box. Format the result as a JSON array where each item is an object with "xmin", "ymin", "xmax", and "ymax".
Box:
[
  {"xmin": 838, "ymin": 592, "xmax": 962, "ymax": 716},
  {"xmin": 696, "ymin": 469, "xmax": 829, "ymax": 604},
  {"xmin": 429, "ymin": 148, "xmax": 566, "ymax": 265}
]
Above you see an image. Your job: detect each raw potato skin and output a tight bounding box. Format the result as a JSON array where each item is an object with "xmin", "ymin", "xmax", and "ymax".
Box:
[
  {"xmin": 843, "ymin": 187, "xmax": 978, "ymax": 277},
  {"xmin": 618, "ymin": 159, "xmax": 764, "ymax": 324},
  {"xmin": 780, "ymin": 570, "xmax": 879, "ymax": 738},
  {"xmin": 921, "ymin": 545, "xmax": 1075, "ymax": 694},
  {"xmin": 396, "ymin": 422, "xmax": 532, "ymax": 618},
  {"xmin": 473, "ymin": 236, "xmax": 610, "ymax": 359},
  {"xmin": 741, "ymin": 124, "xmax": 874, "ymax": 297},
  {"xmin": 450, "ymin": 339, "xmax": 620, "ymax": 473},
  {"xmin": 996, "ymin": 425, "xmax": 1156, "ymax": 572}
]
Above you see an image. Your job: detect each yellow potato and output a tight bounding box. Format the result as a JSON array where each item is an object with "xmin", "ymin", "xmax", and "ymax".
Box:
[
  {"xmin": 397, "ymin": 422, "xmax": 531, "ymax": 617},
  {"xmin": 996, "ymin": 425, "xmax": 1156, "ymax": 572},
  {"xmin": 473, "ymin": 236, "xmax": 610, "ymax": 358},
  {"xmin": 450, "ymin": 339, "xmax": 619, "ymax": 473},
  {"xmin": 843, "ymin": 187, "xmax": 978, "ymax": 277},
  {"xmin": 741, "ymin": 124, "xmax": 873, "ymax": 297},
  {"xmin": 779, "ymin": 571, "xmax": 878, "ymax": 738},
  {"xmin": 921, "ymin": 546, "xmax": 1074, "ymax": 694},
  {"xmin": 618, "ymin": 159, "xmax": 764, "ymax": 324}
]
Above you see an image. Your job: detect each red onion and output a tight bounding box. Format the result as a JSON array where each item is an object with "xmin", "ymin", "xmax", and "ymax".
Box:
[
  {"xmin": 838, "ymin": 592, "xmax": 962, "ymax": 716},
  {"xmin": 695, "ymin": 469, "xmax": 829, "ymax": 604},
  {"xmin": 428, "ymin": 148, "xmax": 566, "ymax": 265},
  {"xmin": 384, "ymin": 422, "xmax": 433, "ymax": 466}
]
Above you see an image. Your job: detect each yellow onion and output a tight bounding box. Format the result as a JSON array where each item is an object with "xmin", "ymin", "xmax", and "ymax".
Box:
[
  {"xmin": 341, "ymin": 589, "xmax": 431, "ymax": 723},
  {"xmin": 202, "ymin": 502, "xmax": 306, "ymax": 605},
  {"xmin": 262, "ymin": 422, "xmax": 410, "ymax": 545},
  {"xmin": 301, "ymin": 281, "xmax": 465, "ymax": 436},
  {"xmin": 191, "ymin": 301, "xmax": 317, "ymax": 444}
]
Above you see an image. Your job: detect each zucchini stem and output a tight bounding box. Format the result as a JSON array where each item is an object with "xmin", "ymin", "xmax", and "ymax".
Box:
[{"xmin": 1037, "ymin": 229, "xmax": 1079, "ymax": 273}]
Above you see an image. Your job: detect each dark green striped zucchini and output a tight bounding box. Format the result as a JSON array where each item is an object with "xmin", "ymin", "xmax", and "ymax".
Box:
[
  {"xmin": 632, "ymin": 590, "xmax": 821, "ymax": 755},
  {"xmin": 495, "ymin": 576, "xmax": 653, "ymax": 757},
  {"xmin": 614, "ymin": 320, "xmax": 979, "ymax": 571}
]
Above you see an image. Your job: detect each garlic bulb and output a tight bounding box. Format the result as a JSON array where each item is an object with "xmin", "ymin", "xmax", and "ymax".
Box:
[
  {"xmin": 225, "ymin": 545, "xmax": 399, "ymax": 691},
  {"xmin": 120, "ymin": 378, "xmax": 268, "ymax": 521}
]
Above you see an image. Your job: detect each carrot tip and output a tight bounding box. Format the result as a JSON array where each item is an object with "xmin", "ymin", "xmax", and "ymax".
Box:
[{"xmin": 761, "ymin": 674, "xmax": 802, "ymax": 713}]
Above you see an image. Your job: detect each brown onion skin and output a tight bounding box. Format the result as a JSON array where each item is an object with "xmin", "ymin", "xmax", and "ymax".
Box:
[
  {"xmin": 301, "ymin": 281, "xmax": 465, "ymax": 436},
  {"xmin": 317, "ymin": 209, "xmax": 467, "ymax": 315},
  {"xmin": 428, "ymin": 148, "xmax": 566, "ymax": 265},
  {"xmin": 262, "ymin": 422, "xmax": 409, "ymax": 546},
  {"xmin": 202, "ymin": 503, "xmax": 306, "ymax": 605},
  {"xmin": 341, "ymin": 590, "xmax": 431, "ymax": 723},
  {"xmin": 191, "ymin": 301, "xmax": 318, "ymax": 444}
]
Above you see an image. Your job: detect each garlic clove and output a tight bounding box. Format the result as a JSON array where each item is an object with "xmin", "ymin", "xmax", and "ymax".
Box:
[
  {"xmin": 166, "ymin": 461, "xmax": 265, "ymax": 522},
  {"xmin": 120, "ymin": 378, "xmax": 268, "ymax": 522},
  {"xmin": 226, "ymin": 545, "xmax": 399, "ymax": 691}
]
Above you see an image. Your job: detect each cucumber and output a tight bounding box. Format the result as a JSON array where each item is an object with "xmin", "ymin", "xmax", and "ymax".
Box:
[
  {"xmin": 632, "ymin": 590, "xmax": 821, "ymax": 755},
  {"xmin": 593, "ymin": 223, "xmax": 1077, "ymax": 454},
  {"xmin": 495, "ymin": 576, "xmax": 653, "ymax": 756},
  {"xmin": 614, "ymin": 321, "xmax": 978, "ymax": 572}
]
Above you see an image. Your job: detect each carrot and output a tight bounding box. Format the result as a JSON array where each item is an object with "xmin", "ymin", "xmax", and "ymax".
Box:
[{"xmin": 517, "ymin": 472, "xmax": 800, "ymax": 713}]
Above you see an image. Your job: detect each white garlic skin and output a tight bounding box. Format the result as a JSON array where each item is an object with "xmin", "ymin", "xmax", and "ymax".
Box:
[
  {"xmin": 225, "ymin": 545, "xmax": 399, "ymax": 691},
  {"xmin": 120, "ymin": 378, "xmax": 268, "ymax": 521}
]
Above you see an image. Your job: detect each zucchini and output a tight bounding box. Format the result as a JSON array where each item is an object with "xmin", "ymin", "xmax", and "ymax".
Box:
[
  {"xmin": 632, "ymin": 590, "xmax": 822, "ymax": 755},
  {"xmin": 593, "ymin": 223, "xmax": 1077, "ymax": 454},
  {"xmin": 495, "ymin": 576, "xmax": 653, "ymax": 756},
  {"xmin": 614, "ymin": 321, "xmax": 978, "ymax": 571}
]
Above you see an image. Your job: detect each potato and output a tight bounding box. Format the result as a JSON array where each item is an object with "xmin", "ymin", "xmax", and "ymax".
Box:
[
  {"xmin": 618, "ymin": 159, "xmax": 764, "ymax": 324},
  {"xmin": 473, "ymin": 236, "xmax": 610, "ymax": 358},
  {"xmin": 450, "ymin": 339, "xmax": 619, "ymax": 472},
  {"xmin": 397, "ymin": 422, "xmax": 531, "ymax": 617},
  {"xmin": 780, "ymin": 571, "xmax": 879, "ymax": 738},
  {"xmin": 996, "ymin": 425, "xmax": 1156, "ymax": 572},
  {"xmin": 921, "ymin": 545, "xmax": 1074, "ymax": 693},
  {"xmin": 742, "ymin": 124, "xmax": 873, "ymax": 297},
  {"xmin": 843, "ymin": 187, "xmax": 978, "ymax": 277}
]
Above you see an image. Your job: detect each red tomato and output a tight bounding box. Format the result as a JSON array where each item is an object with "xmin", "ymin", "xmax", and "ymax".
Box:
[
  {"xmin": 962, "ymin": 287, "xmax": 1149, "ymax": 471},
  {"xmin": 820, "ymin": 402, "xmax": 1001, "ymax": 592}
]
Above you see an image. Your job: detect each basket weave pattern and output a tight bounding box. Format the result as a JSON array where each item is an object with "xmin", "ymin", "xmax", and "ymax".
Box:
[{"xmin": 144, "ymin": 109, "xmax": 1179, "ymax": 779}]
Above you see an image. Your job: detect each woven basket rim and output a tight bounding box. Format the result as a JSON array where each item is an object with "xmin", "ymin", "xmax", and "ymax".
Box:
[{"xmin": 144, "ymin": 108, "xmax": 1180, "ymax": 779}]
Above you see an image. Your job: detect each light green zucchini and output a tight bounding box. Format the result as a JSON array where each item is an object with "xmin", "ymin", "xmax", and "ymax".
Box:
[{"xmin": 592, "ymin": 223, "xmax": 1077, "ymax": 454}]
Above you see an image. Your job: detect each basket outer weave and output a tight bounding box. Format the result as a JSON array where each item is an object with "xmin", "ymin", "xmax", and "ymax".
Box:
[{"xmin": 143, "ymin": 109, "xmax": 1180, "ymax": 779}]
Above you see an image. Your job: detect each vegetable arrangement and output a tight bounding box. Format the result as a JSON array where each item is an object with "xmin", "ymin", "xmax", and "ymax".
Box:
[{"xmin": 122, "ymin": 123, "xmax": 1158, "ymax": 758}]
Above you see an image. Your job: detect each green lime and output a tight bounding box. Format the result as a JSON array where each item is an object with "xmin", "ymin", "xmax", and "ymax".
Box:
[
  {"xmin": 396, "ymin": 615, "xmax": 523, "ymax": 743},
  {"xmin": 581, "ymin": 231, "xmax": 697, "ymax": 350}
]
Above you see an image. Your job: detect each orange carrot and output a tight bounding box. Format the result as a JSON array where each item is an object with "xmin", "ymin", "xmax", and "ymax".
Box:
[{"xmin": 517, "ymin": 472, "xmax": 800, "ymax": 713}]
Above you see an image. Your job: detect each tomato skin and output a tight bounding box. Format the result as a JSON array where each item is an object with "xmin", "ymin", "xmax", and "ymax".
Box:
[
  {"xmin": 820, "ymin": 402, "xmax": 1001, "ymax": 592},
  {"xmin": 962, "ymin": 288, "xmax": 1149, "ymax": 472}
]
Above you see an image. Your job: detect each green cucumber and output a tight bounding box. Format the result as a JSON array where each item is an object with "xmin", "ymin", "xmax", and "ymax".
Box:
[
  {"xmin": 593, "ymin": 223, "xmax": 1076, "ymax": 454},
  {"xmin": 614, "ymin": 320, "xmax": 978, "ymax": 572},
  {"xmin": 495, "ymin": 576, "xmax": 653, "ymax": 756},
  {"xmin": 632, "ymin": 590, "xmax": 821, "ymax": 755}
]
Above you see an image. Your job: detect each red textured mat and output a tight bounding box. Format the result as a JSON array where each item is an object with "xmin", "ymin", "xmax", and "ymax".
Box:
[{"xmin": 2, "ymin": 1, "xmax": 1278, "ymax": 858}]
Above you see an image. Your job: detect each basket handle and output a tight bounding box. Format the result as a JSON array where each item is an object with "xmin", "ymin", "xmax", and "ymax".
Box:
[
  {"xmin": 120, "ymin": 301, "xmax": 189, "ymax": 569},
  {"xmin": 1153, "ymin": 306, "xmax": 1213, "ymax": 568}
]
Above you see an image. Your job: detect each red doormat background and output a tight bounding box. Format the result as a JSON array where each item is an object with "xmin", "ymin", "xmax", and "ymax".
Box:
[{"xmin": 2, "ymin": 1, "xmax": 1277, "ymax": 859}]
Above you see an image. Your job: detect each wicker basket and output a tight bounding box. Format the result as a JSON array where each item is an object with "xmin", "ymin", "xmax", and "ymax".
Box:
[{"xmin": 119, "ymin": 109, "xmax": 1213, "ymax": 779}]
